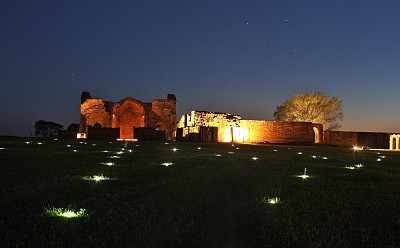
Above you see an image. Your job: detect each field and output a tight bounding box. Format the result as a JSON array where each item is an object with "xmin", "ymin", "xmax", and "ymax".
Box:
[{"xmin": 1, "ymin": 138, "xmax": 400, "ymax": 247}]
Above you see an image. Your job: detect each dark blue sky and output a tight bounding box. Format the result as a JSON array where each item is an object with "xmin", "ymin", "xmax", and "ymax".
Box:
[{"xmin": 1, "ymin": 0, "xmax": 400, "ymax": 136}]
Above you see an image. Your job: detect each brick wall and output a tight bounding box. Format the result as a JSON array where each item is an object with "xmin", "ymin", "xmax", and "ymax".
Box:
[
  {"xmin": 177, "ymin": 110, "xmax": 322, "ymax": 144},
  {"xmin": 324, "ymin": 131, "xmax": 389, "ymax": 148},
  {"xmin": 240, "ymin": 120, "xmax": 322, "ymax": 144}
]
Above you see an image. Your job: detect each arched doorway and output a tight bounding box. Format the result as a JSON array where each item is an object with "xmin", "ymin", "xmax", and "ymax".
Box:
[
  {"xmin": 313, "ymin": 127, "xmax": 320, "ymax": 144},
  {"xmin": 116, "ymin": 99, "xmax": 145, "ymax": 139},
  {"xmin": 389, "ymin": 134, "xmax": 400, "ymax": 150},
  {"xmin": 93, "ymin": 123, "xmax": 102, "ymax": 129}
]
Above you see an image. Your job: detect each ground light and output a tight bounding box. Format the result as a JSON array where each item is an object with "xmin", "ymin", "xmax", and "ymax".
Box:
[
  {"xmin": 296, "ymin": 168, "xmax": 311, "ymax": 179},
  {"xmin": 162, "ymin": 162, "xmax": 173, "ymax": 167},
  {"xmin": 263, "ymin": 196, "xmax": 280, "ymax": 205},
  {"xmin": 82, "ymin": 175, "xmax": 113, "ymax": 181},
  {"xmin": 108, "ymin": 156, "xmax": 121, "ymax": 159},
  {"xmin": 344, "ymin": 164, "xmax": 364, "ymax": 170},
  {"xmin": 100, "ymin": 162, "xmax": 116, "ymax": 166},
  {"xmin": 252, "ymin": 157, "xmax": 259, "ymax": 160},
  {"xmin": 45, "ymin": 207, "xmax": 87, "ymax": 218},
  {"xmin": 172, "ymin": 148, "xmax": 178, "ymax": 152}
]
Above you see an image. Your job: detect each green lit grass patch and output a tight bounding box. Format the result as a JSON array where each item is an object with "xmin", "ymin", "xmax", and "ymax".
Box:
[{"xmin": 45, "ymin": 207, "xmax": 87, "ymax": 218}]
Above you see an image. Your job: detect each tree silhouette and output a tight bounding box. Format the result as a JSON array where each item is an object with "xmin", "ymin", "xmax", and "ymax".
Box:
[{"xmin": 35, "ymin": 120, "xmax": 64, "ymax": 137}]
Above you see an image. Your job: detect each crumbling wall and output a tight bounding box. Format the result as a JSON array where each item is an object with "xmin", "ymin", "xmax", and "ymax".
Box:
[
  {"xmin": 80, "ymin": 98, "xmax": 113, "ymax": 129},
  {"xmin": 177, "ymin": 111, "xmax": 241, "ymax": 142},
  {"xmin": 177, "ymin": 111, "xmax": 322, "ymax": 144},
  {"xmin": 150, "ymin": 98, "xmax": 177, "ymax": 140},
  {"xmin": 190, "ymin": 111, "xmax": 241, "ymax": 127},
  {"xmin": 80, "ymin": 92, "xmax": 177, "ymax": 140}
]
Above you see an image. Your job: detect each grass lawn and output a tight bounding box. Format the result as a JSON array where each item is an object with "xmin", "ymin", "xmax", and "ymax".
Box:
[{"xmin": 1, "ymin": 138, "xmax": 400, "ymax": 247}]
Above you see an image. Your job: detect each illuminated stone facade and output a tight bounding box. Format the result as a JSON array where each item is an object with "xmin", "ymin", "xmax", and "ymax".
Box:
[
  {"xmin": 389, "ymin": 134, "xmax": 400, "ymax": 150},
  {"xmin": 79, "ymin": 92, "xmax": 176, "ymax": 140},
  {"xmin": 178, "ymin": 110, "xmax": 323, "ymax": 144},
  {"xmin": 178, "ymin": 111, "xmax": 242, "ymax": 142}
]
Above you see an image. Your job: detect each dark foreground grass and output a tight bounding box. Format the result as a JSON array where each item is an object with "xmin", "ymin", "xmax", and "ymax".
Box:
[{"xmin": 1, "ymin": 139, "xmax": 400, "ymax": 247}]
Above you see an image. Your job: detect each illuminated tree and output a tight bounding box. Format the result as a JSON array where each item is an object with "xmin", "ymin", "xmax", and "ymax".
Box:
[
  {"xmin": 274, "ymin": 92, "xmax": 343, "ymax": 130},
  {"xmin": 35, "ymin": 120, "xmax": 64, "ymax": 137}
]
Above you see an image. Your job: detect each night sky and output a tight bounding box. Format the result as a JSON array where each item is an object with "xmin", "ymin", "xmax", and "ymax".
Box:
[{"xmin": 1, "ymin": 0, "xmax": 400, "ymax": 136}]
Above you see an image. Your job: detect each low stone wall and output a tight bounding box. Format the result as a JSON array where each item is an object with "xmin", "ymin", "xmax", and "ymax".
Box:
[
  {"xmin": 324, "ymin": 131, "xmax": 389, "ymax": 148},
  {"xmin": 87, "ymin": 126, "xmax": 120, "ymax": 140},
  {"xmin": 323, "ymin": 131, "xmax": 357, "ymax": 147}
]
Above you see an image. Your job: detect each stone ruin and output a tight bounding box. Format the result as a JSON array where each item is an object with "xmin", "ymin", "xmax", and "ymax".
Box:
[
  {"xmin": 79, "ymin": 92, "xmax": 176, "ymax": 140},
  {"xmin": 177, "ymin": 110, "xmax": 323, "ymax": 144},
  {"xmin": 72, "ymin": 92, "xmax": 393, "ymax": 148}
]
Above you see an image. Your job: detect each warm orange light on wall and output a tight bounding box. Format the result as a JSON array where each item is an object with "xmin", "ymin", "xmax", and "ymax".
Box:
[
  {"xmin": 223, "ymin": 127, "xmax": 233, "ymax": 142},
  {"xmin": 222, "ymin": 127, "xmax": 249, "ymax": 143},
  {"xmin": 232, "ymin": 127, "xmax": 249, "ymax": 143}
]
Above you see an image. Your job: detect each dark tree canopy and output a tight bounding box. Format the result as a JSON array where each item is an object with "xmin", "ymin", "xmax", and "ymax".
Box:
[
  {"xmin": 274, "ymin": 92, "xmax": 343, "ymax": 130},
  {"xmin": 35, "ymin": 120, "xmax": 64, "ymax": 137}
]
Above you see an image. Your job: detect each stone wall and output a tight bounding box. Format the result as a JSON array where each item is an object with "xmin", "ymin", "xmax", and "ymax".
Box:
[
  {"xmin": 324, "ymin": 131, "xmax": 389, "ymax": 148},
  {"xmin": 149, "ymin": 96, "xmax": 177, "ymax": 140},
  {"xmin": 177, "ymin": 110, "xmax": 322, "ymax": 144},
  {"xmin": 240, "ymin": 120, "xmax": 322, "ymax": 144},
  {"xmin": 177, "ymin": 111, "xmax": 241, "ymax": 142},
  {"xmin": 87, "ymin": 126, "xmax": 120, "ymax": 140}
]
